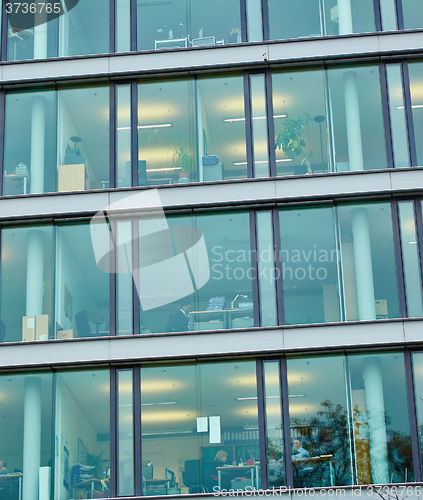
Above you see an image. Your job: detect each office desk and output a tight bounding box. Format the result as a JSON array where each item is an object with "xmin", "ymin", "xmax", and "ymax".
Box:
[
  {"xmin": 4, "ymin": 173, "xmax": 29, "ymax": 194},
  {"xmin": 0, "ymin": 473, "xmax": 23, "ymax": 500},
  {"xmin": 216, "ymin": 464, "xmax": 259, "ymax": 490},
  {"xmin": 71, "ymin": 478, "xmax": 109, "ymax": 498},
  {"xmin": 189, "ymin": 309, "xmax": 253, "ymax": 331},
  {"xmin": 292, "ymin": 455, "xmax": 334, "ymax": 486}
]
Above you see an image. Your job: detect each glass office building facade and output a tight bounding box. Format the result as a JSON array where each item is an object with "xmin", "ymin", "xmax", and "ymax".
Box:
[{"xmin": 1, "ymin": 0, "xmax": 423, "ymax": 499}]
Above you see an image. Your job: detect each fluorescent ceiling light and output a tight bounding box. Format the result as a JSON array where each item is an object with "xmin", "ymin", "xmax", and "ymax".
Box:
[
  {"xmin": 146, "ymin": 167, "xmax": 181, "ymax": 173},
  {"xmin": 117, "ymin": 123, "xmax": 173, "ymax": 130},
  {"xmin": 141, "ymin": 400, "xmax": 179, "ymax": 406},
  {"xmin": 142, "ymin": 430, "xmax": 193, "ymax": 436},
  {"xmin": 224, "ymin": 114, "xmax": 287, "ymax": 123},
  {"xmin": 233, "ymin": 159, "xmax": 292, "ymax": 166},
  {"xmin": 396, "ymin": 105, "xmax": 423, "ymax": 109},
  {"xmin": 235, "ymin": 394, "xmax": 305, "ymax": 401}
]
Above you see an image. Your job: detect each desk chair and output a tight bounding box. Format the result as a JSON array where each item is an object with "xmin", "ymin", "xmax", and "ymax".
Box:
[{"xmin": 182, "ymin": 460, "xmax": 207, "ymax": 493}]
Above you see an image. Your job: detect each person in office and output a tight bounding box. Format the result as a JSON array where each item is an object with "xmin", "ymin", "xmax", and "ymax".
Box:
[
  {"xmin": 173, "ymin": 301, "xmax": 191, "ymax": 332},
  {"xmin": 292, "ymin": 439, "xmax": 310, "ymax": 460},
  {"xmin": 209, "ymin": 450, "xmax": 230, "ymax": 490},
  {"xmin": 0, "ymin": 462, "xmax": 10, "ymax": 475}
]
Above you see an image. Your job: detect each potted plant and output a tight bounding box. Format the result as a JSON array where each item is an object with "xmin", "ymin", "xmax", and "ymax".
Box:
[
  {"xmin": 274, "ymin": 112, "xmax": 313, "ymax": 174},
  {"xmin": 173, "ymin": 146, "xmax": 193, "ymax": 183}
]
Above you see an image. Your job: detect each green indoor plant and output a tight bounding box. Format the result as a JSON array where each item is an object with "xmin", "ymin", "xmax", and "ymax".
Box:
[
  {"xmin": 275, "ymin": 112, "xmax": 313, "ymax": 174},
  {"xmin": 173, "ymin": 146, "xmax": 193, "ymax": 182}
]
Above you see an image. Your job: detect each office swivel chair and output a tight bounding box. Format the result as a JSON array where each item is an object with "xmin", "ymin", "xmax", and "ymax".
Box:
[{"xmin": 182, "ymin": 460, "xmax": 207, "ymax": 493}]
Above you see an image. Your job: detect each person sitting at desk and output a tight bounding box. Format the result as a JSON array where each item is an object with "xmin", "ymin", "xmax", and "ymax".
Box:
[
  {"xmin": 208, "ymin": 450, "xmax": 231, "ymax": 491},
  {"xmin": 292, "ymin": 439, "xmax": 310, "ymax": 460},
  {"xmin": 173, "ymin": 301, "xmax": 191, "ymax": 332}
]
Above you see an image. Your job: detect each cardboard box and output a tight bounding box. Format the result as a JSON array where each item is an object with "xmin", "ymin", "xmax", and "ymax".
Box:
[
  {"xmin": 58, "ymin": 164, "xmax": 86, "ymax": 192},
  {"xmin": 56, "ymin": 329, "xmax": 75, "ymax": 339},
  {"xmin": 22, "ymin": 315, "xmax": 49, "ymax": 341}
]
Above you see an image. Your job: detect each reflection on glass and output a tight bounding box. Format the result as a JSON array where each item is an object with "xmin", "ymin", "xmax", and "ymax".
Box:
[
  {"xmin": 118, "ymin": 369, "xmax": 134, "ymax": 496},
  {"xmin": 272, "ymin": 68, "xmax": 329, "ymax": 176},
  {"xmin": 55, "ymin": 224, "xmax": 110, "ymax": 339},
  {"xmin": 386, "ymin": 64, "xmax": 410, "ymax": 168},
  {"xmin": 412, "ymin": 352, "xmax": 423, "ymax": 478},
  {"xmin": 57, "ymin": 85, "xmax": 110, "ymax": 191},
  {"xmin": 380, "ymin": 0, "xmax": 398, "ymax": 30},
  {"xmin": 279, "ymin": 206, "xmax": 340, "ymax": 325},
  {"xmin": 0, "ymin": 225, "xmax": 53, "ymax": 342},
  {"xmin": 408, "ymin": 63, "xmax": 423, "ymax": 166},
  {"xmin": 137, "ymin": 0, "xmax": 241, "ymax": 51},
  {"xmin": 264, "ymin": 361, "xmax": 284, "ymax": 487},
  {"xmin": 0, "ymin": 372, "xmax": 52, "ymax": 498},
  {"xmin": 349, "ymin": 352, "xmax": 412, "ymax": 484},
  {"xmin": 337, "ymin": 202, "xmax": 400, "ymax": 321},
  {"xmin": 4, "ymin": 88, "xmax": 56, "ymax": 195},
  {"xmin": 327, "ymin": 65, "xmax": 387, "ymax": 172},
  {"xmin": 117, "ymin": 85, "xmax": 132, "ymax": 188},
  {"xmin": 401, "ymin": 0, "xmax": 423, "ymax": 29},
  {"xmin": 256, "ymin": 211, "xmax": 278, "ymax": 326},
  {"xmin": 399, "ymin": 202, "xmax": 423, "ymax": 317},
  {"xmin": 287, "ymin": 355, "xmax": 352, "ymax": 488},
  {"xmin": 54, "ymin": 369, "xmax": 110, "ymax": 498},
  {"xmin": 140, "ymin": 360, "xmax": 259, "ymax": 495},
  {"xmin": 117, "ymin": 221, "xmax": 133, "ymax": 335},
  {"xmin": 7, "ymin": 16, "xmax": 58, "ymax": 61},
  {"xmin": 116, "ymin": 0, "xmax": 131, "ymax": 52},
  {"xmin": 267, "ymin": 0, "xmax": 375, "ymax": 41},
  {"xmin": 137, "ymin": 212, "xmax": 254, "ymax": 334},
  {"xmin": 246, "ymin": 0, "xmax": 263, "ymax": 41},
  {"xmin": 250, "ymin": 74, "xmax": 269, "ymax": 178}
]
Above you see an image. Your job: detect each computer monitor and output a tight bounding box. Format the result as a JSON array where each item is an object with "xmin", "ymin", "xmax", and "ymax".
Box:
[{"xmin": 142, "ymin": 465, "xmax": 153, "ymax": 479}]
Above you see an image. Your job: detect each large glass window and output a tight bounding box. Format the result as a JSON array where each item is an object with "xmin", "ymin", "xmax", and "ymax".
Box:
[
  {"xmin": 267, "ymin": 0, "xmax": 375, "ymax": 41},
  {"xmin": 137, "ymin": 0, "xmax": 242, "ymax": 51},
  {"xmin": 408, "ymin": 62, "xmax": 423, "ymax": 167},
  {"xmin": 0, "ymin": 225, "xmax": 54, "ymax": 342},
  {"xmin": 140, "ymin": 360, "xmax": 260, "ymax": 495},
  {"xmin": 54, "ymin": 368, "xmax": 111, "ymax": 499},
  {"xmin": 401, "ymin": 0, "xmax": 423, "ymax": 29}
]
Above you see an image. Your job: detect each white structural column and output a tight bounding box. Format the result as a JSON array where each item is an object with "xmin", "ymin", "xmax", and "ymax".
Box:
[
  {"xmin": 337, "ymin": 0, "xmax": 353, "ymax": 34},
  {"xmin": 22, "ymin": 377, "xmax": 42, "ymax": 500},
  {"xmin": 363, "ymin": 356, "xmax": 389, "ymax": 484},
  {"xmin": 30, "ymin": 96, "xmax": 46, "ymax": 195},
  {"xmin": 26, "ymin": 230, "xmax": 44, "ymax": 316},
  {"xmin": 343, "ymin": 71, "xmax": 364, "ymax": 172},
  {"xmin": 351, "ymin": 208, "xmax": 376, "ymax": 320}
]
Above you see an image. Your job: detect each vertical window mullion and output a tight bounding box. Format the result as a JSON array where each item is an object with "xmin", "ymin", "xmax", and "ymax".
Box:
[
  {"xmin": 130, "ymin": 0, "xmax": 137, "ymax": 51},
  {"xmin": 396, "ymin": 0, "xmax": 405, "ymax": 29},
  {"xmin": 110, "ymin": 0, "xmax": 116, "ymax": 53},
  {"xmin": 131, "ymin": 81, "xmax": 138, "ymax": 186},
  {"xmin": 0, "ymin": 89, "xmax": 5, "ymax": 195},
  {"xmin": 110, "ymin": 367, "xmax": 118, "ymax": 499},
  {"xmin": 379, "ymin": 63, "xmax": 395, "ymax": 169},
  {"xmin": 256, "ymin": 360, "xmax": 269, "ymax": 490},
  {"xmin": 373, "ymin": 0, "xmax": 383, "ymax": 31},
  {"xmin": 391, "ymin": 199, "xmax": 407, "ymax": 318},
  {"xmin": 250, "ymin": 210, "xmax": 261, "ymax": 327},
  {"xmin": 132, "ymin": 217, "xmax": 140, "ymax": 335},
  {"xmin": 413, "ymin": 197, "xmax": 423, "ymax": 297},
  {"xmin": 404, "ymin": 350, "xmax": 422, "ymax": 482},
  {"xmin": 272, "ymin": 208, "xmax": 285, "ymax": 326},
  {"xmin": 265, "ymin": 70, "xmax": 276, "ymax": 178},
  {"xmin": 261, "ymin": 0, "xmax": 270, "ymax": 40},
  {"xmin": 110, "ymin": 82, "xmax": 117, "ymax": 189},
  {"xmin": 134, "ymin": 367, "xmax": 142, "ymax": 495},
  {"xmin": 240, "ymin": 0, "xmax": 248, "ymax": 43},
  {"xmin": 402, "ymin": 61, "xmax": 417, "ymax": 167},
  {"xmin": 280, "ymin": 357, "xmax": 293, "ymax": 489},
  {"xmin": 1, "ymin": 1, "xmax": 7, "ymax": 61},
  {"xmin": 110, "ymin": 217, "xmax": 117, "ymax": 336},
  {"xmin": 244, "ymin": 72, "xmax": 254, "ymax": 179}
]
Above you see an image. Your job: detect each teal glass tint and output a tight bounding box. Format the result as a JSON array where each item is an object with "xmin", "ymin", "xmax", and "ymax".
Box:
[
  {"xmin": 116, "ymin": 0, "xmax": 131, "ymax": 52},
  {"xmin": 140, "ymin": 360, "xmax": 259, "ymax": 495},
  {"xmin": 0, "ymin": 225, "xmax": 54, "ymax": 342},
  {"xmin": 337, "ymin": 202, "xmax": 400, "ymax": 321},
  {"xmin": 246, "ymin": 0, "xmax": 263, "ymax": 41},
  {"xmin": 267, "ymin": 0, "xmax": 375, "ymax": 41},
  {"xmin": 386, "ymin": 64, "xmax": 410, "ymax": 168},
  {"xmin": 256, "ymin": 211, "xmax": 278, "ymax": 326},
  {"xmin": 348, "ymin": 352, "xmax": 412, "ymax": 483},
  {"xmin": 398, "ymin": 202, "xmax": 423, "ymax": 317},
  {"xmin": 279, "ymin": 205, "xmax": 341, "ymax": 325},
  {"xmin": 54, "ymin": 369, "xmax": 110, "ymax": 498},
  {"xmin": 380, "ymin": 0, "xmax": 398, "ymax": 30},
  {"xmin": 250, "ymin": 74, "xmax": 269, "ymax": 178},
  {"xmin": 57, "ymin": 85, "xmax": 109, "ymax": 191},
  {"xmin": 272, "ymin": 68, "xmax": 329, "ymax": 176},
  {"xmin": 287, "ymin": 355, "xmax": 352, "ymax": 488},
  {"xmin": 408, "ymin": 63, "xmax": 423, "ymax": 166},
  {"xmin": 327, "ymin": 65, "xmax": 387, "ymax": 172},
  {"xmin": 55, "ymin": 223, "xmax": 110, "ymax": 339},
  {"xmin": 116, "ymin": 221, "xmax": 133, "ymax": 336},
  {"xmin": 401, "ymin": 0, "xmax": 423, "ymax": 29},
  {"xmin": 0, "ymin": 371, "xmax": 52, "ymax": 496},
  {"xmin": 137, "ymin": 0, "xmax": 242, "ymax": 51},
  {"xmin": 4, "ymin": 88, "xmax": 56, "ymax": 195},
  {"xmin": 7, "ymin": 16, "xmax": 58, "ymax": 61},
  {"xmin": 196, "ymin": 75, "xmax": 247, "ymax": 181},
  {"xmin": 118, "ymin": 369, "xmax": 134, "ymax": 496},
  {"xmin": 137, "ymin": 211, "xmax": 254, "ymax": 334},
  {"xmin": 116, "ymin": 85, "xmax": 132, "ymax": 188},
  {"xmin": 412, "ymin": 352, "xmax": 423, "ymax": 478},
  {"xmin": 263, "ymin": 361, "xmax": 285, "ymax": 487}
]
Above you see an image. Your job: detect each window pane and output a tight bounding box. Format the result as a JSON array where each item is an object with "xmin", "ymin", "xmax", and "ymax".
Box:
[
  {"xmin": 412, "ymin": 352, "xmax": 423, "ymax": 479},
  {"xmin": 250, "ymin": 74, "xmax": 269, "ymax": 178},
  {"xmin": 57, "ymin": 85, "xmax": 109, "ymax": 191},
  {"xmin": 137, "ymin": 211, "xmax": 255, "ymax": 334},
  {"xmin": 264, "ymin": 361, "xmax": 284, "ymax": 487},
  {"xmin": 337, "ymin": 202, "xmax": 400, "ymax": 320},
  {"xmin": 116, "ymin": 0, "xmax": 131, "ymax": 52},
  {"xmin": 272, "ymin": 68, "xmax": 329, "ymax": 176},
  {"xmin": 4, "ymin": 88, "xmax": 56, "ymax": 195},
  {"xmin": 197, "ymin": 75, "xmax": 247, "ymax": 181},
  {"xmin": 55, "ymin": 223, "xmax": 110, "ymax": 339},
  {"xmin": 117, "ymin": 85, "xmax": 132, "ymax": 188},
  {"xmin": 246, "ymin": 0, "xmax": 263, "ymax": 41},
  {"xmin": 118, "ymin": 369, "xmax": 134, "ymax": 496},
  {"xmin": 7, "ymin": 16, "xmax": 58, "ymax": 61},
  {"xmin": 287, "ymin": 355, "xmax": 352, "ymax": 487},
  {"xmin": 401, "ymin": 0, "xmax": 423, "ymax": 29},
  {"xmin": 0, "ymin": 225, "xmax": 54, "ymax": 342},
  {"xmin": 327, "ymin": 65, "xmax": 387, "ymax": 172},
  {"xmin": 408, "ymin": 62, "xmax": 423, "ymax": 166},
  {"xmin": 117, "ymin": 221, "xmax": 133, "ymax": 335},
  {"xmin": 267, "ymin": 0, "xmax": 375, "ymax": 41},
  {"xmin": 0, "ymin": 371, "xmax": 52, "ymax": 497},
  {"xmin": 137, "ymin": 0, "xmax": 242, "ymax": 51},
  {"xmin": 138, "ymin": 79, "xmax": 195, "ymax": 186},
  {"xmin": 279, "ymin": 205, "xmax": 341, "ymax": 325},
  {"xmin": 349, "ymin": 352, "xmax": 412, "ymax": 483},
  {"xmin": 54, "ymin": 369, "xmax": 110, "ymax": 498},
  {"xmin": 399, "ymin": 201, "xmax": 423, "ymax": 317}
]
